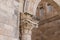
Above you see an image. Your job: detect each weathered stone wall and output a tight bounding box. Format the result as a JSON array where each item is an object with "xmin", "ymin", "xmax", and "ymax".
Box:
[
  {"xmin": 0, "ymin": 0, "xmax": 19, "ymax": 40},
  {"xmin": 0, "ymin": 0, "xmax": 60, "ymax": 40},
  {"xmin": 20, "ymin": 0, "xmax": 60, "ymax": 40}
]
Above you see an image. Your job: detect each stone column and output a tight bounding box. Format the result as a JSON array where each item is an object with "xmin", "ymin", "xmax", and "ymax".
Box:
[{"xmin": 21, "ymin": 13, "xmax": 39, "ymax": 40}]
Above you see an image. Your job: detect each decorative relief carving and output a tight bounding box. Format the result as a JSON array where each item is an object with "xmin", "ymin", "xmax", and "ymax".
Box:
[
  {"xmin": 20, "ymin": 12, "xmax": 39, "ymax": 40},
  {"xmin": 21, "ymin": 12, "xmax": 39, "ymax": 34}
]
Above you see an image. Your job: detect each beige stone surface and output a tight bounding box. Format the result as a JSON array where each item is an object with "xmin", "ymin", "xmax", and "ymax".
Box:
[
  {"xmin": 0, "ymin": 35, "xmax": 18, "ymax": 40},
  {"xmin": 0, "ymin": 0, "xmax": 19, "ymax": 40},
  {"xmin": 24, "ymin": 0, "xmax": 41, "ymax": 15},
  {"xmin": 0, "ymin": 0, "xmax": 60, "ymax": 40},
  {"xmin": 54, "ymin": 0, "xmax": 60, "ymax": 6},
  {"xmin": 19, "ymin": 0, "xmax": 24, "ymax": 12}
]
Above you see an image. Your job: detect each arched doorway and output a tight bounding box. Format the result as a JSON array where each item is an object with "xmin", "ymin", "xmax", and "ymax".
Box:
[{"xmin": 32, "ymin": 0, "xmax": 60, "ymax": 40}]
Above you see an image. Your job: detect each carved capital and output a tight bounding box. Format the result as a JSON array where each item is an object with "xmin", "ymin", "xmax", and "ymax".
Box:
[{"xmin": 21, "ymin": 12, "xmax": 39, "ymax": 34}]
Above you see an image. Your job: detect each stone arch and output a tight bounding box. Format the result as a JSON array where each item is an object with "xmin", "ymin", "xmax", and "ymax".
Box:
[
  {"xmin": 33, "ymin": 0, "xmax": 60, "ymax": 16},
  {"xmin": 32, "ymin": 0, "xmax": 60, "ymax": 40},
  {"xmin": 36, "ymin": 0, "xmax": 60, "ymax": 16},
  {"xmin": 36, "ymin": 0, "xmax": 60, "ymax": 20},
  {"xmin": 26, "ymin": 0, "xmax": 60, "ymax": 16},
  {"xmin": 32, "ymin": 0, "xmax": 41, "ymax": 15}
]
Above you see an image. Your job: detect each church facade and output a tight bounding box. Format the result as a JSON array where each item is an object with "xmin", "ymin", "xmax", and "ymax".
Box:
[{"xmin": 0, "ymin": 0, "xmax": 60, "ymax": 40}]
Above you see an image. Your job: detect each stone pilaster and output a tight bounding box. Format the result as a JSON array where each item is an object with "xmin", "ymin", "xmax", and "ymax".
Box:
[{"xmin": 21, "ymin": 12, "xmax": 39, "ymax": 40}]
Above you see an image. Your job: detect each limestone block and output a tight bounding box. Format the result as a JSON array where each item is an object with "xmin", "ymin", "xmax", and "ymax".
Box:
[{"xmin": 0, "ymin": 0, "xmax": 19, "ymax": 17}]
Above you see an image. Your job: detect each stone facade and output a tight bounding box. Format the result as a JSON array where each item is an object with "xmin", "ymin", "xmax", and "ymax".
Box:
[
  {"xmin": 0, "ymin": 0, "xmax": 60, "ymax": 40},
  {"xmin": 20, "ymin": 0, "xmax": 60, "ymax": 40}
]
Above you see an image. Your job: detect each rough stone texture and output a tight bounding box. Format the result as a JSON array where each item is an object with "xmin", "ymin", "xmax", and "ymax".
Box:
[
  {"xmin": 0, "ymin": 0, "xmax": 60, "ymax": 40},
  {"xmin": 0, "ymin": 0, "xmax": 19, "ymax": 40},
  {"xmin": 20, "ymin": 0, "xmax": 60, "ymax": 40},
  {"xmin": 32, "ymin": 20, "xmax": 60, "ymax": 40},
  {"xmin": 31, "ymin": 0, "xmax": 60, "ymax": 40}
]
